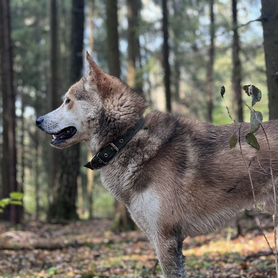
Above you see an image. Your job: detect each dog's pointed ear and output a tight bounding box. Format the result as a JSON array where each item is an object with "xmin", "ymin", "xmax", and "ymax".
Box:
[
  {"xmin": 86, "ymin": 51, "xmax": 103, "ymax": 81},
  {"xmin": 85, "ymin": 51, "xmax": 127, "ymax": 98}
]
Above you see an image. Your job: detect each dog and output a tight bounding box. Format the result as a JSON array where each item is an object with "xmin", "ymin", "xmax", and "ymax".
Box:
[{"xmin": 36, "ymin": 52, "xmax": 278, "ymax": 278}]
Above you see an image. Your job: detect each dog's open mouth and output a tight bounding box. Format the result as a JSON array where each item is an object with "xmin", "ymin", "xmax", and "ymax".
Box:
[{"xmin": 50, "ymin": 126, "xmax": 77, "ymax": 145}]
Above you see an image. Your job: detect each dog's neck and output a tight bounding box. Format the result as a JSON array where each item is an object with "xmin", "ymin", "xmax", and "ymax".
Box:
[
  {"xmin": 87, "ymin": 88, "xmax": 146, "ymax": 156},
  {"xmin": 85, "ymin": 118, "xmax": 144, "ymax": 170},
  {"xmin": 88, "ymin": 108, "xmax": 143, "ymax": 154}
]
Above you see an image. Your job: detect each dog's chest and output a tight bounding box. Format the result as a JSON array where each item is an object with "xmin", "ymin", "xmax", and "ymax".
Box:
[
  {"xmin": 100, "ymin": 159, "xmax": 142, "ymax": 201},
  {"xmin": 128, "ymin": 189, "xmax": 161, "ymax": 238}
]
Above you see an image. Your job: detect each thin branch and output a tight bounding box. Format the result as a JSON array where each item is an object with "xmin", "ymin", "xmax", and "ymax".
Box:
[
  {"xmin": 238, "ymin": 124, "xmax": 274, "ymax": 255},
  {"xmin": 215, "ymin": 16, "xmax": 263, "ymax": 39},
  {"xmin": 260, "ymin": 123, "xmax": 278, "ymax": 276}
]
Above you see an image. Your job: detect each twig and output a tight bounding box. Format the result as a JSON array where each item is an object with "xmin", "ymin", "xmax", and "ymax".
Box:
[
  {"xmin": 245, "ymin": 250, "xmax": 273, "ymax": 261},
  {"xmin": 215, "ymin": 17, "xmax": 263, "ymax": 39},
  {"xmin": 260, "ymin": 123, "xmax": 278, "ymax": 277},
  {"xmin": 238, "ymin": 124, "xmax": 274, "ymax": 255}
]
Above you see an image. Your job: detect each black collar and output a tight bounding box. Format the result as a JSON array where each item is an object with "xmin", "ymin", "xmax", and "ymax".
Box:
[{"xmin": 84, "ymin": 118, "xmax": 145, "ymax": 170}]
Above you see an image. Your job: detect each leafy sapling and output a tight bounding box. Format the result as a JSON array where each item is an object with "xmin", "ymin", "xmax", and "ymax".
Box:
[
  {"xmin": 243, "ymin": 84, "xmax": 263, "ymax": 150},
  {"xmin": 220, "ymin": 84, "xmax": 264, "ymax": 150},
  {"xmin": 0, "ymin": 192, "xmax": 23, "ymax": 213}
]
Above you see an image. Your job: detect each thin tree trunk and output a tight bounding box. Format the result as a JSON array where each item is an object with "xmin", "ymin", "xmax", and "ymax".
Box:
[
  {"xmin": 48, "ymin": 0, "xmax": 84, "ymax": 221},
  {"xmin": 87, "ymin": 0, "xmax": 95, "ymax": 220},
  {"xmin": 87, "ymin": 153, "xmax": 94, "ymax": 219},
  {"xmin": 173, "ymin": 59, "xmax": 180, "ymax": 101},
  {"xmin": 171, "ymin": 0, "xmax": 181, "ymax": 101},
  {"xmin": 162, "ymin": 0, "xmax": 172, "ymax": 112},
  {"xmin": 106, "ymin": 0, "xmax": 135, "ymax": 231},
  {"xmin": 0, "ymin": 0, "xmax": 20, "ymax": 223},
  {"xmin": 261, "ymin": 0, "xmax": 278, "ymax": 120},
  {"xmin": 49, "ymin": 0, "xmax": 59, "ymax": 110},
  {"xmin": 127, "ymin": 0, "xmax": 142, "ymax": 91},
  {"xmin": 20, "ymin": 99, "xmax": 25, "ymax": 191},
  {"xmin": 207, "ymin": 0, "xmax": 215, "ymax": 122},
  {"xmin": 34, "ymin": 130, "xmax": 40, "ymax": 220},
  {"xmin": 232, "ymin": 0, "xmax": 243, "ymax": 122},
  {"xmin": 106, "ymin": 0, "xmax": 121, "ymax": 77},
  {"xmin": 89, "ymin": 0, "xmax": 95, "ymax": 51},
  {"xmin": 49, "ymin": 0, "xmax": 60, "ymax": 201}
]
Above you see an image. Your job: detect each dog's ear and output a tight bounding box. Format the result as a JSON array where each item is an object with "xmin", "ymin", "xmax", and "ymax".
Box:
[
  {"xmin": 86, "ymin": 51, "xmax": 103, "ymax": 81},
  {"xmin": 85, "ymin": 51, "xmax": 126, "ymax": 98}
]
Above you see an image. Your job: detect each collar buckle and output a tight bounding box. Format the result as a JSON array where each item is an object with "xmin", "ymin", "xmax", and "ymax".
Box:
[
  {"xmin": 109, "ymin": 142, "xmax": 119, "ymax": 152},
  {"xmin": 96, "ymin": 152, "xmax": 108, "ymax": 165},
  {"xmin": 85, "ymin": 118, "xmax": 144, "ymax": 170}
]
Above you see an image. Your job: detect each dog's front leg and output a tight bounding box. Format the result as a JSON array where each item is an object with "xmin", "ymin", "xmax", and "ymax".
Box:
[{"xmin": 153, "ymin": 235, "xmax": 186, "ymax": 278}]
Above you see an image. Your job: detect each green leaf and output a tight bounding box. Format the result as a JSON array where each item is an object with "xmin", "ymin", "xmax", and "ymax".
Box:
[
  {"xmin": 47, "ymin": 267, "xmax": 58, "ymax": 276},
  {"xmin": 9, "ymin": 200, "xmax": 23, "ymax": 206},
  {"xmin": 250, "ymin": 111, "xmax": 263, "ymax": 133},
  {"xmin": 220, "ymin": 86, "xmax": 225, "ymax": 98},
  {"xmin": 242, "ymin": 84, "xmax": 262, "ymax": 106},
  {"xmin": 10, "ymin": 192, "xmax": 24, "ymax": 201},
  {"xmin": 246, "ymin": 132, "xmax": 260, "ymax": 150},
  {"xmin": 0, "ymin": 198, "xmax": 10, "ymax": 208},
  {"xmin": 229, "ymin": 132, "xmax": 238, "ymax": 148}
]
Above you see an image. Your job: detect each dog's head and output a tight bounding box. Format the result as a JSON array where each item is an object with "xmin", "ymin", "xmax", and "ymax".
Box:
[{"xmin": 36, "ymin": 52, "xmax": 146, "ymax": 149}]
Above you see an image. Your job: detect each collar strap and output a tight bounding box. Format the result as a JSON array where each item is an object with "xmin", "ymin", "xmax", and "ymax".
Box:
[{"xmin": 84, "ymin": 118, "xmax": 145, "ymax": 170}]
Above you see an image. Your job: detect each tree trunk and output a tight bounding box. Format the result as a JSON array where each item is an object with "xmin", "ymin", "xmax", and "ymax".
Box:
[
  {"xmin": 106, "ymin": 0, "xmax": 121, "ymax": 78},
  {"xmin": 232, "ymin": 0, "xmax": 243, "ymax": 122},
  {"xmin": 48, "ymin": 0, "xmax": 84, "ymax": 222},
  {"xmin": 106, "ymin": 0, "xmax": 136, "ymax": 231},
  {"xmin": 261, "ymin": 0, "xmax": 278, "ymax": 120},
  {"xmin": 87, "ymin": 155, "xmax": 94, "ymax": 219},
  {"xmin": 48, "ymin": 0, "xmax": 60, "ymax": 202},
  {"xmin": 127, "ymin": 0, "xmax": 142, "ymax": 91},
  {"xmin": 171, "ymin": 0, "xmax": 181, "ymax": 101},
  {"xmin": 162, "ymin": 0, "xmax": 172, "ymax": 112},
  {"xmin": 206, "ymin": 0, "xmax": 215, "ymax": 122},
  {"xmin": 20, "ymin": 99, "xmax": 25, "ymax": 192},
  {"xmin": 34, "ymin": 130, "xmax": 40, "ymax": 220},
  {"xmin": 87, "ymin": 0, "xmax": 95, "ymax": 220},
  {"xmin": 89, "ymin": 0, "xmax": 95, "ymax": 52},
  {"xmin": 0, "ymin": 0, "xmax": 21, "ymax": 223}
]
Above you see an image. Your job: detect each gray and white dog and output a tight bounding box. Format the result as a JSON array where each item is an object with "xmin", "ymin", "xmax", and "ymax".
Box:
[{"xmin": 36, "ymin": 52, "xmax": 278, "ymax": 278}]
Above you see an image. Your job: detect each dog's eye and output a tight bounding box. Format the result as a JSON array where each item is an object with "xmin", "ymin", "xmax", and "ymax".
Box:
[{"xmin": 65, "ymin": 98, "xmax": 71, "ymax": 104}]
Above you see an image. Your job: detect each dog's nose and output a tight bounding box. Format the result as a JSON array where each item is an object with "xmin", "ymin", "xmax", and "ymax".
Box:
[{"xmin": 36, "ymin": 116, "xmax": 44, "ymax": 126}]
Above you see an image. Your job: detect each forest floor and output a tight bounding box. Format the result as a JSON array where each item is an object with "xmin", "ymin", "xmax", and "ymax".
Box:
[{"xmin": 0, "ymin": 219, "xmax": 275, "ymax": 278}]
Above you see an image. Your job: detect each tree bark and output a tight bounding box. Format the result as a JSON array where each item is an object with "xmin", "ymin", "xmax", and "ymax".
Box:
[
  {"xmin": 106, "ymin": 0, "xmax": 121, "ymax": 78},
  {"xmin": 206, "ymin": 0, "xmax": 215, "ymax": 122},
  {"xmin": 232, "ymin": 0, "xmax": 243, "ymax": 122},
  {"xmin": 162, "ymin": 0, "xmax": 172, "ymax": 112},
  {"xmin": 87, "ymin": 0, "xmax": 95, "ymax": 219},
  {"xmin": 171, "ymin": 0, "xmax": 181, "ymax": 101},
  {"xmin": 48, "ymin": 0, "xmax": 84, "ymax": 221},
  {"xmin": 106, "ymin": 0, "xmax": 135, "ymax": 231},
  {"xmin": 261, "ymin": 0, "xmax": 278, "ymax": 120},
  {"xmin": 127, "ymin": 0, "xmax": 142, "ymax": 91},
  {"xmin": 49, "ymin": 0, "xmax": 59, "ymax": 109},
  {"xmin": 87, "ymin": 157, "xmax": 94, "ymax": 219},
  {"xmin": 34, "ymin": 130, "xmax": 40, "ymax": 220},
  {"xmin": 0, "ymin": 0, "xmax": 21, "ymax": 223},
  {"xmin": 20, "ymin": 98, "xmax": 25, "ymax": 192},
  {"xmin": 49, "ymin": 0, "xmax": 60, "ymax": 200}
]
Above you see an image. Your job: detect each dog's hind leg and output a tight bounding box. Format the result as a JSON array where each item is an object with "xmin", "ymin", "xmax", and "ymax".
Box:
[{"xmin": 153, "ymin": 235, "xmax": 186, "ymax": 278}]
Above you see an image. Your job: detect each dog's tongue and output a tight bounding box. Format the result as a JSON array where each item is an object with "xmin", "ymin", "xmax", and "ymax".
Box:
[{"xmin": 51, "ymin": 126, "xmax": 77, "ymax": 144}]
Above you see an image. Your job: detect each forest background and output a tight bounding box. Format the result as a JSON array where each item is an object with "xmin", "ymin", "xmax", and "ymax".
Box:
[{"xmin": 0, "ymin": 0, "xmax": 277, "ymax": 277}]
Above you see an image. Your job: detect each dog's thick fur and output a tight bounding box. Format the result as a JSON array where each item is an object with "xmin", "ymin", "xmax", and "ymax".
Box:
[{"xmin": 37, "ymin": 53, "xmax": 278, "ymax": 278}]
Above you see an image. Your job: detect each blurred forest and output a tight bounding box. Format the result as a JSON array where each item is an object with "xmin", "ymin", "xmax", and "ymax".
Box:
[{"xmin": 0, "ymin": 0, "xmax": 278, "ymax": 277}]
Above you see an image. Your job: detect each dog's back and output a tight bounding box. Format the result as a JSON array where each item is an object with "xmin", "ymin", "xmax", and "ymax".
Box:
[{"xmin": 131, "ymin": 113, "xmax": 277, "ymax": 234}]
